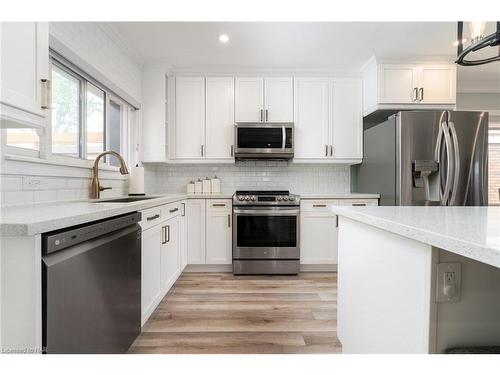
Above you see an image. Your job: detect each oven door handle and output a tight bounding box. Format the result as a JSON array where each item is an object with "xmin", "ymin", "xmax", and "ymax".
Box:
[{"xmin": 233, "ymin": 208, "xmax": 300, "ymax": 215}]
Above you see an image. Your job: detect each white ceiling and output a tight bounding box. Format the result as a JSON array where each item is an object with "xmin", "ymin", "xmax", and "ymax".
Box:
[{"xmin": 105, "ymin": 22, "xmax": 500, "ymax": 90}]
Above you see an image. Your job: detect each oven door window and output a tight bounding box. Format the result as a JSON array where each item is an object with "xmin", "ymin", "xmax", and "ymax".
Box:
[
  {"xmin": 237, "ymin": 128, "xmax": 283, "ymax": 149},
  {"xmin": 236, "ymin": 215, "xmax": 297, "ymax": 247}
]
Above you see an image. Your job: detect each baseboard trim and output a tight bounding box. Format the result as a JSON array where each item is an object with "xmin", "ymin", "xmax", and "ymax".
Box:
[{"xmin": 184, "ymin": 264, "xmax": 337, "ymax": 273}]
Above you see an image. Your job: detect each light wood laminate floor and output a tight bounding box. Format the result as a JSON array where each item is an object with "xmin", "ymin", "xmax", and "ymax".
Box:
[{"xmin": 129, "ymin": 272, "xmax": 340, "ymax": 354}]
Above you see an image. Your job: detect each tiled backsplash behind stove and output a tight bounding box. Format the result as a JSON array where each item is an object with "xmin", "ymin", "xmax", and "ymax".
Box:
[{"xmin": 144, "ymin": 161, "xmax": 350, "ymax": 195}]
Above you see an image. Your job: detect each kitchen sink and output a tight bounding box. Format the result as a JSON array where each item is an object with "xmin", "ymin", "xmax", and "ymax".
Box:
[{"xmin": 97, "ymin": 197, "xmax": 156, "ymax": 203}]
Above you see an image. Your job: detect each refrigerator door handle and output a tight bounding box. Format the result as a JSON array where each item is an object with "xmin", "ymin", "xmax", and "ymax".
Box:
[
  {"xmin": 448, "ymin": 120, "xmax": 460, "ymax": 206},
  {"xmin": 435, "ymin": 120, "xmax": 453, "ymax": 205}
]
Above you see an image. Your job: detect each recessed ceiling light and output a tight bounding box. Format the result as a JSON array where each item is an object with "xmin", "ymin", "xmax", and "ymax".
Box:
[{"xmin": 219, "ymin": 34, "xmax": 229, "ymax": 43}]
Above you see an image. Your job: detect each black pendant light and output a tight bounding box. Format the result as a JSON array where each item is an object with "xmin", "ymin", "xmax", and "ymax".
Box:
[{"xmin": 455, "ymin": 21, "xmax": 500, "ymax": 66}]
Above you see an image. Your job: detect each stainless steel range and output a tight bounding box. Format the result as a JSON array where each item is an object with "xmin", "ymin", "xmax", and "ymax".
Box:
[{"xmin": 232, "ymin": 190, "xmax": 300, "ymax": 275}]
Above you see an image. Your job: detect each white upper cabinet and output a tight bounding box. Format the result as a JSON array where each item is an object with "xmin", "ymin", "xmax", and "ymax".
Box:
[
  {"xmin": 141, "ymin": 68, "xmax": 168, "ymax": 162},
  {"xmin": 235, "ymin": 77, "xmax": 264, "ymax": 122},
  {"xmin": 362, "ymin": 57, "xmax": 456, "ymax": 115},
  {"xmin": 378, "ymin": 64, "xmax": 418, "ymax": 104},
  {"xmin": 0, "ymin": 22, "xmax": 49, "ymax": 128},
  {"xmin": 235, "ymin": 76, "xmax": 293, "ymax": 122},
  {"xmin": 205, "ymin": 77, "xmax": 235, "ymax": 160},
  {"xmin": 417, "ymin": 65, "xmax": 456, "ymax": 104},
  {"xmin": 264, "ymin": 77, "xmax": 294, "ymax": 122},
  {"xmin": 331, "ymin": 78, "xmax": 363, "ymax": 160},
  {"xmin": 293, "ymin": 77, "xmax": 330, "ymax": 159},
  {"xmin": 174, "ymin": 77, "xmax": 206, "ymax": 159}
]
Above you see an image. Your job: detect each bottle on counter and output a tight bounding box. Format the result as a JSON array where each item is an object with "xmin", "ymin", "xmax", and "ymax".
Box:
[
  {"xmin": 211, "ymin": 175, "xmax": 221, "ymax": 194},
  {"xmin": 187, "ymin": 181, "xmax": 195, "ymax": 194},
  {"xmin": 202, "ymin": 177, "xmax": 211, "ymax": 194},
  {"xmin": 194, "ymin": 179, "xmax": 203, "ymax": 194}
]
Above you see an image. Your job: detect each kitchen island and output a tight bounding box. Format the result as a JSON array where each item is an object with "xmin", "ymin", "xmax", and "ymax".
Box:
[{"xmin": 333, "ymin": 206, "xmax": 500, "ymax": 354}]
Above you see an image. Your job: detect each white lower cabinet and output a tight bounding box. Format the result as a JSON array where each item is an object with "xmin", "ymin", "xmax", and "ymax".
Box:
[
  {"xmin": 161, "ymin": 216, "xmax": 181, "ymax": 294},
  {"xmin": 206, "ymin": 200, "xmax": 232, "ymax": 264},
  {"xmin": 179, "ymin": 201, "xmax": 188, "ymax": 270},
  {"xmin": 186, "ymin": 199, "xmax": 206, "ymax": 264},
  {"xmin": 300, "ymin": 198, "xmax": 379, "ymax": 265},
  {"xmin": 141, "ymin": 223, "xmax": 163, "ymax": 325}
]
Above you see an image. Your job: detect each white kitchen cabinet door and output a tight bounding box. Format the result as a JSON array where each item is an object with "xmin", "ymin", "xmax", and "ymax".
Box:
[
  {"xmin": 161, "ymin": 217, "xmax": 181, "ymax": 294},
  {"xmin": 293, "ymin": 77, "xmax": 330, "ymax": 159},
  {"xmin": 235, "ymin": 77, "xmax": 264, "ymax": 122},
  {"xmin": 378, "ymin": 64, "xmax": 418, "ymax": 104},
  {"xmin": 141, "ymin": 224, "xmax": 163, "ymax": 325},
  {"xmin": 417, "ymin": 65, "xmax": 456, "ymax": 104},
  {"xmin": 0, "ymin": 22, "xmax": 49, "ymax": 123},
  {"xmin": 264, "ymin": 77, "xmax": 293, "ymax": 122},
  {"xmin": 331, "ymin": 79, "xmax": 363, "ymax": 160},
  {"xmin": 179, "ymin": 202, "xmax": 188, "ymax": 271},
  {"xmin": 141, "ymin": 68, "xmax": 167, "ymax": 162},
  {"xmin": 205, "ymin": 77, "xmax": 235, "ymax": 159},
  {"xmin": 175, "ymin": 77, "xmax": 205, "ymax": 159},
  {"xmin": 300, "ymin": 211, "xmax": 338, "ymax": 264},
  {"xmin": 187, "ymin": 199, "xmax": 206, "ymax": 264},
  {"xmin": 206, "ymin": 200, "xmax": 232, "ymax": 264}
]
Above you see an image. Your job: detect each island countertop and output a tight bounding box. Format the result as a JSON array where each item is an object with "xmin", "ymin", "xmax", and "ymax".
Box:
[{"xmin": 332, "ymin": 206, "xmax": 500, "ymax": 269}]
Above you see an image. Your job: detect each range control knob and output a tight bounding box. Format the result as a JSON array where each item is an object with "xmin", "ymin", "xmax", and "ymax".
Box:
[
  {"xmin": 277, "ymin": 196, "xmax": 283, "ymax": 201},
  {"xmin": 251, "ymin": 196, "xmax": 256, "ymax": 202},
  {"xmin": 245, "ymin": 195, "xmax": 250, "ymax": 201},
  {"xmin": 238, "ymin": 196, "xmax": 244, "ymax": 201},
  {"xmin": 283, "ymin": 196, "xmax": 289, "ymax": 201},
  {"xmin": 289, "ymin": 196, "xmax": 295, "ymax": 201}
]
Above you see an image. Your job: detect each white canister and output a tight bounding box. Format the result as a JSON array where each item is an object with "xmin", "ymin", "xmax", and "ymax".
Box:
[
  {"xmin": 211, "ymin": 176, "xmax": 221, "ymax": 194},
  {"xmin": 194, "ymin": 179, "xmax": 203, "ymax": 194},
  {"xmin": 202, "ymin": 177, "xmax": 211, "ymax": 194},
  {"xmin": 187, "ymin": 181, "xmax": 195, "ymax": 194}
]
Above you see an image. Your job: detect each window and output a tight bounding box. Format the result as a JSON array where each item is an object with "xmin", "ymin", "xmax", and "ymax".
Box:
[
  {"xmin": 49, "ymin": 57, "xmax": 127, "ymax": 165},
  {"xmin": 5, "ymin": 128, "xmax": 40, "ymax": 152},
  {"xmin": 489, "ymin": 119, "xmax": 500, "ymax": 206},
  {"xmin": 51, "ymin": 64, "xmax": 81, "ymax": 157}
]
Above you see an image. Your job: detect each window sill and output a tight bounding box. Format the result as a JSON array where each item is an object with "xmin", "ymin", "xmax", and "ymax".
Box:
[{"xmin": 3, "ymin": 154, "xmax": 123, "ymax": 173}]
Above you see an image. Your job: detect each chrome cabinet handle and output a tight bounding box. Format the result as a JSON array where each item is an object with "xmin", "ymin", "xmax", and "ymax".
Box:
[
  {"xmin": 212, "ymin": 203, "xmax": 226, "ymax": 207},
  {"xmin": 325, "ymin": 145, "xmax": 328, "ymax": 157},
  {"xmin": 161, "ymin": 226, "xmax": 167, "ymax": 244},
  {"xmin": 230, "ymin": 145, "xmax": 234, "ymax": 157},
  {"xmin": 329, "ymin": 145, "xmax": 333, "ymax": 157},
  {"xmin": 41, "ymin": 79, "xmax": 51, "ymax": 109},
  {"xmin": 181, "ymin": 202, "xmax": 186, "ymax": 216},
  {"xmin": 335, "ymin": 215, "xmax": 339, "ymax": 228},
  {"xmin": 228, "ymin": 214, "xmax": 231, "ymax": 228},
  {"xmin": 448, "ymin": 120, "xmax": 460, "ymax": 206},
  {"xmin": 169, "ymin": 207, "xmax": 179, "ymax": 213},
  {"xmin": 352, "ymin": 203, "xmax": 366, "ymax": 206},
  {"xmin": 260, "ymin": 109, "xmax": 264, "ymax": 122},
  {"xmin": 147, "ymin": 214, "xmax": 160, "ymax": 221},
  {"xmin": 201, "ymin": 145, "xmax": 204, "ymax": 157},
  {"xmin": 265, "ymin": 109, "xmax": 269, "ymax": 122},
  {"xmin": 419, "ymin": 88, "xmax": 424, "ymax": 102},
  {"xmin": 313, "ymin": 204, "xmax": 327, "ymax": 208},
  {"xmin": 413, "ymin": 87, "xmax": 418, "ymax": 102}
]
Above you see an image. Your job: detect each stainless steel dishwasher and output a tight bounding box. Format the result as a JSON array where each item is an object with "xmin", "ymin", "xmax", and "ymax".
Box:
[{"xmin": 42, "ymin": 212, "xmax": 142, "ymax": 354}]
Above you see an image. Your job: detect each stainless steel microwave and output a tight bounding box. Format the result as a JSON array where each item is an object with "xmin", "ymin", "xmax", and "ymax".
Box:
[{"xmin": 234, "ymin": 122, "xmax": 294, "ymax": 159}]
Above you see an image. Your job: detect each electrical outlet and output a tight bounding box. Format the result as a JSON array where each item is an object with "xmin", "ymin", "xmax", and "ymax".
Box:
[
  {"xmin": 23, "ymin": 176, "xmax": 42, "ymax": 190},
  {"xmin": 436, "ymin": 263, "xmax": 461, "ymax": 303}
]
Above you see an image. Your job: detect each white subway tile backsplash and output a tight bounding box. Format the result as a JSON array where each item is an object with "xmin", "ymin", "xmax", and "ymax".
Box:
[
  {"xmin": 4, "ymin": 191, "xmax": 35, "ymax": 205},
  {"xmin": 33, "ymin": 190, "xmax": 58, "ymax": 203},
  {"xmin": 144, "ymin": 162, "xmax": 351, "ymax": 195},
  {"xmin": 0, "ymin": 176, "xmax": 23, "ymax": 192}
]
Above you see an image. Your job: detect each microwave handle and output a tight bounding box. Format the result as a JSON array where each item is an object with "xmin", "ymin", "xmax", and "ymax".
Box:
[{"xmin": 282, "ymin": 126, "xmax": 286, "ymax": 149}]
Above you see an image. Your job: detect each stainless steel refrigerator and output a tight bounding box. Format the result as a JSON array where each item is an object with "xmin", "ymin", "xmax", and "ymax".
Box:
[{"xmin": 354, "ymin": 110, "xmax": 488, "ymax": 206}]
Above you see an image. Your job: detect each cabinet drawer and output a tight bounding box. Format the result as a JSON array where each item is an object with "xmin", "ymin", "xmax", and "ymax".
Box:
[
  {"xmin": 340, "ymin": 199, "xmax": 378, "ymax": 206},
  {"xmin": 140, "ymin": 206, "xmax": 164, "ymax": 230},
  {"xmin": 163, "ymin": 201, "xmax": 183, "ymax": 221},
  {"xmin": 300, "ymin": 200, "xmax": 340, "ymax": 212},
  {"xmin": 207, "ymin": 199, "xmax": 232, "ymax": 212}
]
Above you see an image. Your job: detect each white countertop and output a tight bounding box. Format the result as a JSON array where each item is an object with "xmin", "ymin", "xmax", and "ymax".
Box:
[
  {"xmin": 0, "ymin": 193, "xmax": 231, "ymax": 236},
  {"xmin": 0, "ymin": 191, "xmax": 380, "ymax": 237},
  {"xmin": 332, "ymin": 206, "xmax": 500, "ymax": 269}
]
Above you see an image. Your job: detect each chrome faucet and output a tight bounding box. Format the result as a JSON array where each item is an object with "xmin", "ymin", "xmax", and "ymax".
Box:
[{"xmin": 90, "ymin": 151, "xmax": 129, "ymax": 199}]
